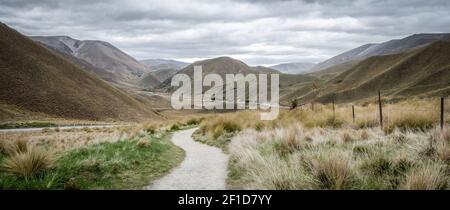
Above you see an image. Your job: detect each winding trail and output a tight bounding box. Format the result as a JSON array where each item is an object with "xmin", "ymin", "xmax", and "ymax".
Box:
[{"xmin": 146, "ymin": 128, "xmax": 229, "ymax": 190}]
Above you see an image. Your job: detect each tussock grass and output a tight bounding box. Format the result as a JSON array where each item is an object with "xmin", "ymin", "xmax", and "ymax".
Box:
[
  {"xmin": 191, "ymin": 99, "xmax": 449, "ymax": 190},
  {"xmin": 0, "ymin": 118, "xmax": 200, "ymax": 189},
  {"xmin": 307, "ymin": 151, "xmax": 353, "ymax": 190},
  {"xmin": 384, "ymin": 112, "xmax": 436, "ymax": 133},
  {"xmin": 0, "ymin": 132, "xmax": 184, "ymax": 189},
  {"xmin": 0, "ymin": 139, "xmax": 29, "ymax": 156},
  {"xmin": 227, "ymin": 125, "xmax": 449, "ymax": 190},
  {"xmin": 0, "ymin": 141, "xmax": 8, "ymax": 155},
  {"xmin": 12, "ymin": 139, "xmax": 28, "ymax": 154},
  {"xmin": 403, "ymin": 164, "xmax": 446, "ymax": 190},
  {"xmin": 1, "ymin": 147, "xmax": 53, "ymax": 177},
  {"xmin": 197, "ymin": 99, "xmax": 446, "ymax": 143}
]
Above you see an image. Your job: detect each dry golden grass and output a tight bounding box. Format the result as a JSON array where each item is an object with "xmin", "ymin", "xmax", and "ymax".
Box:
[
  {"xmin": 307, "ymin": 151, "xmax": 353, "ymax": 190},
  {"xmin": 403, "ymin": 164, "xmax": 446, "ymax": 190},
  {"xmin": 197, "ymin": 98, "xmax": 448, "ymax": 140},
  {"xmin": 0, "ymin": 139, "xmax": 29, "ymax": 156},
  {"xmin": 1, "ymin": 146, "xmax": 53, "ymax": 177},
  {"xmin": 227, "ymin": 124, "xmax": 449, "ymax": 189},
  {"xmin": 0, "ymin": 140, "xmax": 8, "ymax": 155},
  {"xmin": 0, "ymin": 117, "xmax": 202, "ymax": 155},
  {"xmin": 0, "ymin": 127, "xmax": 125, "ymax": 153}
]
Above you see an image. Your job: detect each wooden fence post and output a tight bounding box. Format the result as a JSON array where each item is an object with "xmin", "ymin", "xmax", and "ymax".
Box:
[
  {"xmin": 378, "ymin": 90, "xmax": 383, "ymax": 128},
  {"xmin": 352, "ymin": 105, "xmax": 355, "ymax": 123},
  {"xmin": 332, "ymin": 98, "xmax": 335, "ymax": 116},
  {"xmin": 441, "ymin": 97, "xmax": 445, "ymax": 130},
  {"xmin": 311, "ymin": 103, "xmax": 314, "ymax": 111}
]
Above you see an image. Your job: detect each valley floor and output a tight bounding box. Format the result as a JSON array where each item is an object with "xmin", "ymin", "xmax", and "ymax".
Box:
[{"xmin": 0, "ymin": 99, "xmax": 449, "ymax": 190}]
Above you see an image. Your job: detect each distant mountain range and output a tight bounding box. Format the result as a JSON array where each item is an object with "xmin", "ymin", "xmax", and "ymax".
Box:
[
  {"xmin": 0, "ymin": 23, "xmax": 159, "ymax": 121},
  {"xmin": 138, "ymin": 59, "xmax": 190, "ymax": 88},
  {"xmin": 310, "ymin": 33, "xmax": 450, "ymax": 72},
  {"xmin": 140, "ymin": 59, "xmax": 189, "ymax": 71},
  {"xmin": 1, "ymin": 21, "xmax": 449, "ymax": 121},
  {"xmin": 270, "ymin": 62, "xmax": 316, "ymax": 74},
  {"xmin": 31, "ymin": 36, "xmax": 158, "ymax": 86},
  {"xmin": 150, "ymin": 36, "xmax": 450, "ymax": 104}
]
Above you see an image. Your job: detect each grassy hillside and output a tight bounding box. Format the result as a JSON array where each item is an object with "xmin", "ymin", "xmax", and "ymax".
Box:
[
  {"xmin": 158, "ymin": 56, "xmax": 279, "ymax": 92},
  {"xmin": 138, "ymin": 69, "xmax": 171, "ymax": 89},
  {"xmin": 0, "ymin": 23, "xmax": 159, "ymax": 121},
  {"xmin": 310, "ymin": 33, "xmax": 450, "ymax": 72},
  {"xmin": 295, "ymin": 41, "xmax": 450, "ymax": 103}
]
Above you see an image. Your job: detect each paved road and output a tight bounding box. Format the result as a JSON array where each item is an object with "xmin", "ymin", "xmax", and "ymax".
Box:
[{"xmin": 146, "ymin": 128, "xmax": 229, "ymax": 190}]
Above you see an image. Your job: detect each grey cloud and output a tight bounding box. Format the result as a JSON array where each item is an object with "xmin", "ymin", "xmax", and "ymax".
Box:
[{"xmin": 0, "ymin": 0, "xmax": 449, "ymax": 65}]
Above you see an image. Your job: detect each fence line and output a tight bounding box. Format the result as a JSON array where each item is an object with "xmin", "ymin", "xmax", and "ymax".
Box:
[{"xmin": 294, "ymin": 93, "xmax": 448, "ymax": 130}]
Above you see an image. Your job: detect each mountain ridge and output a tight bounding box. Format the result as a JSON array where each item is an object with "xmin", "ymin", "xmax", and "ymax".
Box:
[
  {"xmin": 311, "ymin": 33, "xmax": 450, "ymax": 72},
  {"xmin": 270, "ymin": 62, "xmax": 316, "ymax": 74},
  {"xmin": 0, "ymin": 22, "xmax": 159, "ymax": 121},
  {"xmin": 31, "ymin": 36, "xmax": 158, "ymax": 86},
  {"xmin": 297, "ymin": 40, "xmax": 450, "ymax": 103}
]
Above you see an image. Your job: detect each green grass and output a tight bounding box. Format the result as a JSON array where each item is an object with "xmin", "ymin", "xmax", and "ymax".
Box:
[
  {"xmin": 0, "ymin": 122, "xmax": 57, "ymax": 129},
  {"xmin": 0, "ymin": 134, "xmax": 184, "ymax": 189},
  {"xmin": 226, "ymin": 157, "xmax": 250, "ymax": 190}
]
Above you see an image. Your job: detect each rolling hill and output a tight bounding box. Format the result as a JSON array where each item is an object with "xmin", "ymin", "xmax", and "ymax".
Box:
[
  {"xmin": 0, "ymin": 22, "xmax": 159, "ymax": 121},
  {"xmin": 138, "ymin": 70, "xmax": 168, "ymax": 89},
  {"xmin": 173, "ymin": 56, "xmax": 279, "ymax": 78},
  {"xmin": 157, "ymin": 56, "xmax": 316, "ymax": 105}
]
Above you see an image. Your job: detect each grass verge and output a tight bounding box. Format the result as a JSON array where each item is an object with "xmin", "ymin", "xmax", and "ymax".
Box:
[{"xmin": 0, "ymin": 133, "xmax": 184, "ymax": 189}]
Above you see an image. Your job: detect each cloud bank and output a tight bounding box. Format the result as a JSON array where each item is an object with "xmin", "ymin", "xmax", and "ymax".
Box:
[{"xmin": 1, "ymin": 0, "xmax": 449, "ymax": 65}]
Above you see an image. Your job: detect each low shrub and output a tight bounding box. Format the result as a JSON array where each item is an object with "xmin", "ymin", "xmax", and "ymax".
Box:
[
  {"xmin": 170, "ymin": 124, "xmax": 180, "ymax": 131},
  {"xmin": 145, "ymin": 126, "xmax": 156, "ymax": 134},
  {"xmin": 186, "ymin": 118, "xmax": 201, "ymax": 125}
]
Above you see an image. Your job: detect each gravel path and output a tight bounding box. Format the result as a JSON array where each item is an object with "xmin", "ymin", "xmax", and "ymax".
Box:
[{"xmin": 145, "ymin": 128, "xmax": 229, "ymax": 190}]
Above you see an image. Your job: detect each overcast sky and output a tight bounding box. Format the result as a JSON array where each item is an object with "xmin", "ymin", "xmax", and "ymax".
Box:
[{"xmin": 1, "ymin": 0, "xmax": 449, "ymax": 66}]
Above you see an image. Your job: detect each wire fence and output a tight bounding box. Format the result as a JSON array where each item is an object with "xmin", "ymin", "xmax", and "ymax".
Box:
[{"xmin": 295, "ymin": 92, "xmax": 449, "ymax": 129}]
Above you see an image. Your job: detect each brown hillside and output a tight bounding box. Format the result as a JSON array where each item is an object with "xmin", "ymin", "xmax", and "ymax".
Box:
[
  {"xmin": 159, "ymin": 56, "xmax": 281, "ymax": 91},
  {"xmin": 0, "ymin": 23, "xmax": 159, "ymax": 121},
  {"xmin": 297, "ymin": 41, "xmax": 450, "ymax": 103}
]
